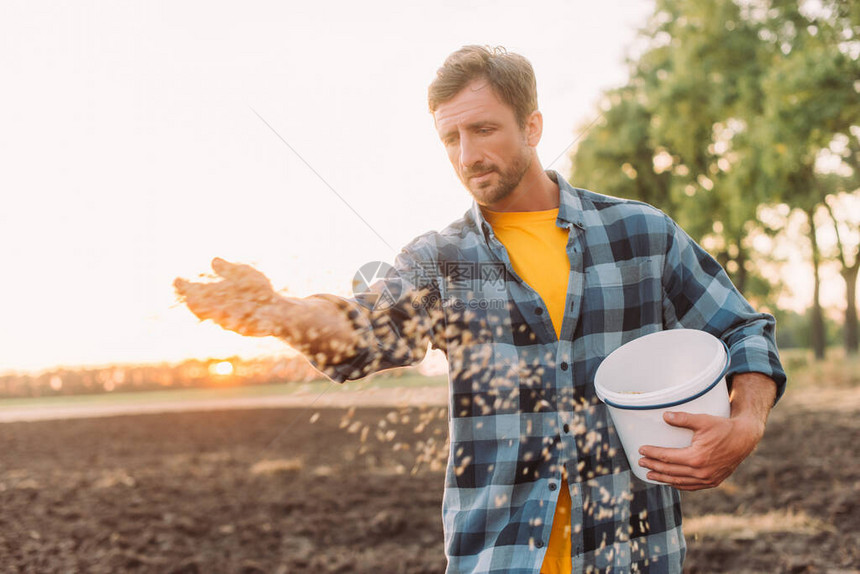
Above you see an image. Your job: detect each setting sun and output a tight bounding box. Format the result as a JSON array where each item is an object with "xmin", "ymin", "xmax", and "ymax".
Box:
[{"xmin": 209, "ymin": 361, "xmax": 234, "ymax": 376}]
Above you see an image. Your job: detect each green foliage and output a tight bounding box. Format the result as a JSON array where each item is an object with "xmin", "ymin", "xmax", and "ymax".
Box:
[
  {"xmin": 570, "ymin": 0, "xmax": 859, "ymax": 304},
  {"xmin": 570, "ymin": 86, "xmax": 673, "ymax": 212},
  {"xmin": 772, "ymin": 307, "xmax": 842, "ymax": 349},
  {"xmin": 756, "ymin": 8, "xmax": 859, "ymax": 209}
]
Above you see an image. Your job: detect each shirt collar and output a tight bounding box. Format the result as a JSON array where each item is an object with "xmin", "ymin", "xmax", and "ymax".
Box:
[{"xmin": 469, "ymin": 170, "xmax": 586, "ymax": 240}]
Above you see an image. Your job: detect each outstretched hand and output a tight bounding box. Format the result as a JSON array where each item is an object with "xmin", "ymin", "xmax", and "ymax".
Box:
[
  {"xmin": 637, "ymin": 372, "xmax": 777, "ymax": 491},
  {"xmin": 173, "ymin": 257, "xmax": 288, "ymax": 338},
  {"xmin": 174, "ymin": 258, "xmax": 361, "ymax": 364}
]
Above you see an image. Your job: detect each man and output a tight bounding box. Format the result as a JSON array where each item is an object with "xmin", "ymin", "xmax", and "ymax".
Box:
[{"xmin": 175, "ymin": 46, "xmax": 786, "ymax": 574}]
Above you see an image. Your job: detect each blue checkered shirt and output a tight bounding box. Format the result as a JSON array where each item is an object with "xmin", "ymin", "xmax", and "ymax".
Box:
[{"xmin": 311, "ymin": 171, "xmax": 786, "ymax": 573}]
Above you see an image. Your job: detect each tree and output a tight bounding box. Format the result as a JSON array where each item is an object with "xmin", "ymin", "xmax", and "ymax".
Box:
[
  {"xmin": 571, "ymin": 0, "xmax": 860, "ymax": 358},
  {"xmin": 754, "ymin": 0, "xmax": 860, "ymax": 357},
  {"xmin": 823, "ymin": 191, "xmax": 860, "ymax": 354},
  {"xmin": 569, "ymin": 85, "xmax": 673, "ymax": 211},
  {"xmin": 573, "ymin": 0, "xmax": 776, "ymax": 293}
]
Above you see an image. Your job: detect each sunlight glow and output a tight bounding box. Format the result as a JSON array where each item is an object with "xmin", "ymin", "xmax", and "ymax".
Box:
[{"xmin": 210, "ymin": 361, "xmax": 234, "ymax": 376}]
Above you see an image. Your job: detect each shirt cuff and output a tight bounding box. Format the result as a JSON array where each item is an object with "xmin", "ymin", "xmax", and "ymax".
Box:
[
  {"xmin": 726, "ymin": 341, "xmax": 787, "ymax": 404},
  {"xmin": 302, "ymin": 294, "xmax": 378, "ymax": 384}
]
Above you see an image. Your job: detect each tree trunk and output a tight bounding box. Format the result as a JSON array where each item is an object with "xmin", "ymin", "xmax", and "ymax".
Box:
[
  {"xmin": 844, "ymin": 264, "xmax": 859, "ymax": 356},
  {"xmin": 807, "ymin": 208, "xmax": 826, "ymax": 360},
  {"xmin": 820, "ymin": 198, "xmax": 858, "ymax": 356}
]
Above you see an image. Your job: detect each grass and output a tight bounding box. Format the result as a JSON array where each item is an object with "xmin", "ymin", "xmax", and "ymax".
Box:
[
  {"xmin": 249, "ymin": 458, "xmax": 305, "ymax": 476},
  {"xmin": 779, "ymin": 347, "xmax": 860, "ymax": 390},
  {"xmin": 684, "ymin": 510, "xmax": 831, "ymax": 540},
  {"xmin": 0, "ymin": 373, "xmax": 448, "ymax": 412},
  {"xmin": 3, "ymin": 347, "xmax": 857, "ymax": 416}
]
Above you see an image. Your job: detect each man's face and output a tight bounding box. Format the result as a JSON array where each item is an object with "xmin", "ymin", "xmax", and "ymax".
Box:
[{"xmin": 434, "ymin": 80, "xmax": 534, "ymax": 206}]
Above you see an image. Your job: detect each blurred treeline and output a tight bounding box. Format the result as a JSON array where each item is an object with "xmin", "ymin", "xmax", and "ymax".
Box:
[
  {"xmin": 0, "ymin": 355, "xmax": 419, "ymax": 399},
  {"xmin": 568, "ymin": 0, "xmax": 859, "ymax": 359},
  {"xmin": 0, "ymin": 356, "xmax": 321, "ymax": 399}
]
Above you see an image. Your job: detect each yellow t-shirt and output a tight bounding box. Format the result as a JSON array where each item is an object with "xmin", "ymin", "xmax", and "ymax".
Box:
[{"xmin": 481, "ymin": 206, "xmax": 573, "ymax": 574}]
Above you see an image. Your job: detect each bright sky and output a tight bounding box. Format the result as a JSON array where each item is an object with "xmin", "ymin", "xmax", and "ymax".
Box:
[{"xmin": 1, "ymin": 0, "xmax": 680, "ymax": 374}]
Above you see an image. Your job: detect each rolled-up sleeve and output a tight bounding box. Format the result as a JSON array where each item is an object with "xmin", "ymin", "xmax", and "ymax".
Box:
[
  {"xmin": 305, "ymin": 241, "xmax": 445, "ymax": 384},
  {"xmin": 660, "ymin": 214, "xmax": 787, "ymax": 403}
]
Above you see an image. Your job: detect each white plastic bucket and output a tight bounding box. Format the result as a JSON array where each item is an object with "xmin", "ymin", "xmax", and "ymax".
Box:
[{"xmin": 593, "ymin": 329, "xmax": 731, "ymax": 484}]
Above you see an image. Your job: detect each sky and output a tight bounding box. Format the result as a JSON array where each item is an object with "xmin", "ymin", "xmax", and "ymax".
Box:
[{"xmin": 3, "ymin": 0, "xmax": 832, "ymax": 375}]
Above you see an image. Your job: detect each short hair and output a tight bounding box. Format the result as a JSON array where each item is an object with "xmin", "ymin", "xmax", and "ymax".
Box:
[{"xmin": 428, "ymin": 45, "xmax": 538, "ymax": 128}]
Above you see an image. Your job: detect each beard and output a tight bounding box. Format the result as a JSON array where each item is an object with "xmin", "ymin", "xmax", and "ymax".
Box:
[{"xmin": 461, "ymin": 147, "xmax": 533, "ymax": 206}]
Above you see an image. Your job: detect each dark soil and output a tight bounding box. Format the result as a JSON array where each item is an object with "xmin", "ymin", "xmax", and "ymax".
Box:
[{"xmin": 0, "ymin": 399, "xmax": 857, "ymax": 573}]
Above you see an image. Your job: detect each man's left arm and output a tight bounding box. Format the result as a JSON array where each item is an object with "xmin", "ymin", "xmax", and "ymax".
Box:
[
  {"xmin": 638, "ymin": 372, "xmax": 777, "ymax": 490},
  {"xmin": 638, "ymin": 214, "xmax": 787, "ymax": 490}
]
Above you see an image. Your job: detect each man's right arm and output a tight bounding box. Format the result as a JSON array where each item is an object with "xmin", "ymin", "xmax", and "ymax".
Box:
[
  {"xmin": 268, "ymin": 294, "xmax": 367, "ymax": 368},
  {"xmin": 299, "ymin": 277, "xmax": 443, "ymax": 384},
  {"xmin": 174, "ymin": 252, "xmax": 444, "ymax": 383},
  {"xmin": 173, "ymin": 258, "xmax": 371, "ymax": 373}
]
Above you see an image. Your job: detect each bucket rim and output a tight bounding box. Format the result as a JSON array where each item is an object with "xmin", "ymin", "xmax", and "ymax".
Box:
[{"xmin": 598, "ymin": 339, "xmax": 730, "ymax": 411}]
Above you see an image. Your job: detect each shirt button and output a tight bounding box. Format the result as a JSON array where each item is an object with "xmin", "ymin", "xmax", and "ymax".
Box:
[
  {"xmin": 563, "ymin": 423, "xmax": 570, "ymax": 434},
  {"xmin": 549, "ymin": 482, "xmax": 557, "ymax": 491},
  {"xmin": 534, "ymin": 307, "xmax": 543, "ymax": 315},
  {"xmin": 560, "ymin": 361, "xmax": 568, "ymax": 371},
  {"xmin": 536, "ymin": 540, "xmax": 545, "ymax": 548}
]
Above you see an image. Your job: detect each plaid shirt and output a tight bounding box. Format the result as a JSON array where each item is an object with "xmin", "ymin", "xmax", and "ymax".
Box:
[{"xmin": 311, "ymin": 171, "xmax": 786, "ymax": 574}]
